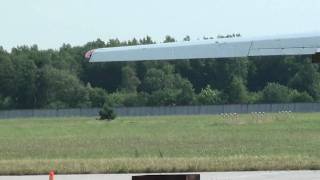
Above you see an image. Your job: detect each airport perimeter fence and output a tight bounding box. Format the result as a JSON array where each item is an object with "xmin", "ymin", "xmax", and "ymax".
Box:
[{"xmin": 0, "ymin": 102, "xmax": 320, "ymax": 119}]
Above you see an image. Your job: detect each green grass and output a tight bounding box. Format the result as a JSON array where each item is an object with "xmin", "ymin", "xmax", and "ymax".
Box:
[{"xmin": 0, "ymin": 113, "xmax": 319, "ymax": 175}]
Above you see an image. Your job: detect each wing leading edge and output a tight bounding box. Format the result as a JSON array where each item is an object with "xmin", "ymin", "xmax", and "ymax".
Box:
[{"xmin": 87, "ymin": 34, "xmax": 320, "ymax": 62}]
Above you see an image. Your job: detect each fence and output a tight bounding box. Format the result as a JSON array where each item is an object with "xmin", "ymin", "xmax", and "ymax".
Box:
[{"xmin": 0, "ymin": 103, "xmax": 320, "ymax": 119}]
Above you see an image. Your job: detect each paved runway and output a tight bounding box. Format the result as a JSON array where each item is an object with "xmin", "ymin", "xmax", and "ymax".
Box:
[{"xmin": 1, "ymin": 171, "xmax": 320, "ymax": 180}]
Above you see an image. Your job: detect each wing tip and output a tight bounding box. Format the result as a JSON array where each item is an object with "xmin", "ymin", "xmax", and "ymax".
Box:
[{"xmin": 84, "ymin": 50, "xmax": 95, "ymax": 60}]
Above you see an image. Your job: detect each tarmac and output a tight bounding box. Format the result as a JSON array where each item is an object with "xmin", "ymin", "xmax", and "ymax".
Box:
[{"xmin": 1, "ymin": 171, "xmax": 320, "ymax": 180}]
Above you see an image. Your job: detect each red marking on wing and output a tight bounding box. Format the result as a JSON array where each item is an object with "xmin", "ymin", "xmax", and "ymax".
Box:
[{"xmin": 85, "ymin": 50, "xmax": 94, "ymax": 59}]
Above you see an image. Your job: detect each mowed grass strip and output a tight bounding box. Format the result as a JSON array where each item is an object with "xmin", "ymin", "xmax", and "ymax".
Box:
[{"xmin": 0, "ymin": 113, "xmax": 319, "ymax": 175}]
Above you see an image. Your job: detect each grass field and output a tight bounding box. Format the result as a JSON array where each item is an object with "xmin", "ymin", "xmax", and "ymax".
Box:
[{"xmin": 0, "ymin": 113, "xmax": 319, "ymax": 175}]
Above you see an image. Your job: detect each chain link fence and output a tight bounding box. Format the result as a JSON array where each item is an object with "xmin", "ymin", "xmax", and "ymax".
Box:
[{"xmin": 0, "ymin": 103, "xmax": 319, "ymax": 119}]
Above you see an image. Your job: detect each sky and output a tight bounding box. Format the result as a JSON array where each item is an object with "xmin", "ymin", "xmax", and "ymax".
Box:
[{"xmin": 0, "ymin": 0, "xmax": 320, "ymax": 50}]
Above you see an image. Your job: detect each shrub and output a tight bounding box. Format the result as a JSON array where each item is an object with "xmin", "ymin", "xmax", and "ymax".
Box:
[
  {"xmin": 262, "ymin": 83, "xmax": 291, "ymax": 103},
  {"xmin": 290, "ymin": 91, "xmax": 313, "ymax": 102},
  {"xmin": 99, "ymin": 103, "xmax": 116, "ymax": 121},
  {"xmin": 87, "ymin": 84, "xmax": 108, "ymax": 107},
  {"xmin": 106, "ymin": 92, "xmax": 147, "ymax": 107},
  {"xmin": 197, "ymin": 85, "xmax": 222, "ymax": 105},
  {"xmin": 262, "ymin": 83, "xmax": 314, "ymax": 103},
  {"xmin": 247, "ymin": 91, "xmax": 262, "ymax": 104}
]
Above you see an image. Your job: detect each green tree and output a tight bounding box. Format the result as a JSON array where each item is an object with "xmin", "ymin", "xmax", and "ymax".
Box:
[
  {"xmin": 148, "ymin": 88, "xmax": 179, "ymax": 106},
  {"xmin": 290, "ymin": 90, "xmax": 313, "ymax": 102},
  {"xmin": 197, "ymin": 85, "xmax": 222, "ymax": 105},
  {"xmin": 41, "ymin": 66, "xmax": 90, "ymax": 108},
  {"xmin": 289, "ymin": 61, "xmax": 320, "ymax": 100},
  {"xmin": 143, "ymin": 65, "xmax": 195, "ymax": 106},
  {"xmin": 139, "ymin": 36, "xmax": 154, "ymax": 45},
  {"xmin": 87, "ymin": 83, "xmax": 108, "ymax": 107},
  {"xmin": 3, "ymin": 36, "xmax": 320, "ymax": 109},
  {"xmin": 0, "ymin": 95, "xmax": 14, "ymax": 109},
  {"xmin": 128, "ymin": 38, "xmax": 139, "ymax": 46},
  {"xmin": 183, "ymin": 35, "xmax": 191, "ymax": 41},
  {"xmin": 248, "ymin": 56, "xmax": 300, "ymax": 91},
  {"xmin": 121, "ymin": 65, "xmax": 141, "ymax": 93},
  {"xmin": 175, "ymin": 75, "xmax": 195, "ymax": 105},
  {"xmin": 225, "ymin": 77, "xmax": 248, "ymax": 104},
  {"xmin": 163, "ymin": 35, "xmax": 176, "ymax": 43},
  {"xmin": 0, "ymin": 54, "xmax": 15, "ymax": 97},
  {"xmin": 106, "ymin": 91, "xmax": 147, "ymax": 107},
  {"xmin": 143, "ymin": 68, "xmax": 167, "ymax": 93},
  {"xmin": 262, "ymin": 83, "xmax": 292, "ymax": 103},
  {"xmin": 11, "ymin": 56, "xmax": 37, "ymax": 108}
]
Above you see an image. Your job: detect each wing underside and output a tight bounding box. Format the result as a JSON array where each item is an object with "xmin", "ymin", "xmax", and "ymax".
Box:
[{"xmin": 88, "ymin": 34, "xmax": 320, "ymax": 62}]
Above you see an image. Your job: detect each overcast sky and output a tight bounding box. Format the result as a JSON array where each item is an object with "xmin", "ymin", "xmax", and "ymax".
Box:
[{"xmin": 1, "ymin": 0, "xmax": 320, "ymax": 50}]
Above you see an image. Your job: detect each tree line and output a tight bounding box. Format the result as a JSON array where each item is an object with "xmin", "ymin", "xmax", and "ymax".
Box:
[{"xmin": 0, "ymin": 35, "xmax": 319, "ymax": 110}]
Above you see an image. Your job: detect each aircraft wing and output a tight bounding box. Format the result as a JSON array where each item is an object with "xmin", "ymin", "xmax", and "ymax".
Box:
[{"xmin": 87, "ymin": 33, "xmax": 320, "ymax": 62}]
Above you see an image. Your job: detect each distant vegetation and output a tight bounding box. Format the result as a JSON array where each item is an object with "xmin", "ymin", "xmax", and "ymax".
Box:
[
  {"xmin": 0, "ymin": 35, "xmax": 319, "ymax": 109},
  {"xmin": 0, "ymin": 114, "xmax": 319, "ymax": 174}
]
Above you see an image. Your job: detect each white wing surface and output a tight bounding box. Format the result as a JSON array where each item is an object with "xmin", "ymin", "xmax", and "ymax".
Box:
[{"xmin": 88, "ymin": 33, "xmax": 320, "ymax": 62}]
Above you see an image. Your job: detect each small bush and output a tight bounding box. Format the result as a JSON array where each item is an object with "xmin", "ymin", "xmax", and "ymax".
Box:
[
  {"xmin": 99, "ymin": 103, "xmax": 116, "ymax": 121},
  {"xmin": 262, "ymin": 83, "xmax": 291, "ymax": 103},
  {"xmin": 197, "ymin": 85, "xmax": 222, "ymax": 105},
  {"xmin": 290, "ymin": 91, "xmax": 313, "ymax": 102}
]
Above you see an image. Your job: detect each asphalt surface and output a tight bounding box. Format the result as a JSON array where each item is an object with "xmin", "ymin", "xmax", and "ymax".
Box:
[{"xmin": 1, "ymin": 171, "xmax": 320, "ymax": 180}]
